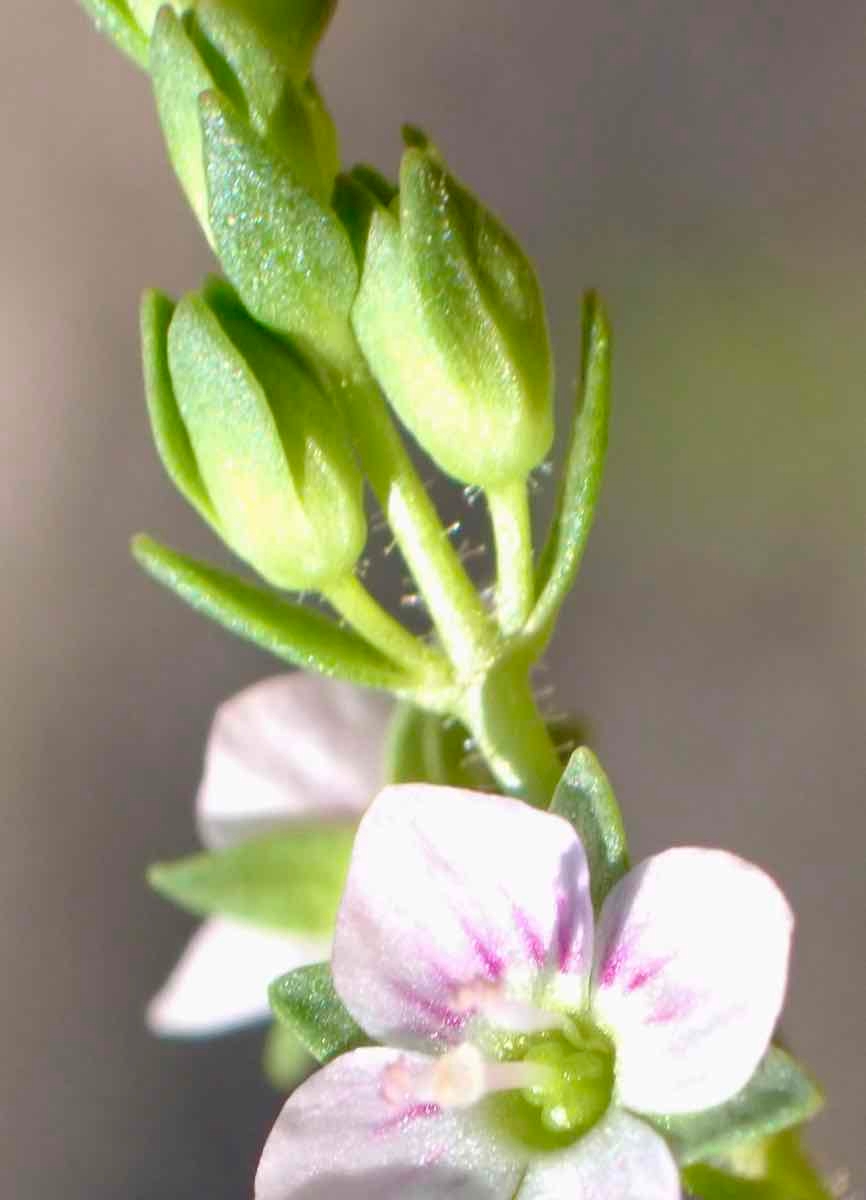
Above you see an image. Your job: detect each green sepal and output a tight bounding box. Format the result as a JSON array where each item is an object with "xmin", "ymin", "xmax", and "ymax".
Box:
[
  {"xmin": 262, "ymin": 1022, "xmax": 314, "ymax": 1092},
  {"xmin": 349, "ymin": 164, "xmax": 397, "ymax": 208},
  {"xmin": 269, "ymin": 962, "xmax": 371, "ymax": 1064},
  {"xmin": 192, "ymin": 0, "xmax": 337, "ymax": 89},
  {"xmin": 549, "ymin": 747, "xmax": 628, "ymax": 912},
  {"xmin": 332, "ymin": 167, "xmax": 394, "ymax": 269},
  {"xmin": 140, "ymin": 289, "xmax": 217, "ymax": 526},
  {"xmin": 150, "ymin": 8, "xmax": 218, "ymax": 241},
  {"xmin": 78, "ymin": 0, "xmax": 150, "ymax": 68},
  {"xmin": 647, "ymin": 1047, "xmax": 824, "ymax": 1167},
  {"xmin": 528, "ymin": 292, "xmax": 611, "ymax": 646},
  {"xmin": 200, "ymin": 90, "xmax": 357, "ymax": 358},
  {"xmin": 683, "ymin": 1130, "xmax": 833, "ymax": 1200},
  {"xmin": 148, "ymin": 825, "xmax": 355, "ymax": 934},
  {"xmin": 132, "ymin": 534, "xmax": 414, "ymax": 693}
]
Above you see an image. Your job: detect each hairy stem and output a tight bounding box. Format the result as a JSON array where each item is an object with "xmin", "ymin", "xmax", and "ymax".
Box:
[{"xmin": 487, "ymin": 480, "xmax": 535, "ymax": 635}]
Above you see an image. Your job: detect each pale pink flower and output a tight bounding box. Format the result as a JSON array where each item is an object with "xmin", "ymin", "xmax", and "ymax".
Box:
[
  {"xmin": 147, "ymin": 674, "xmax": 390, "ymax": 1036},
  {"xmin": 257, "ymin": 786, "xmax": 793, "ymax": 1199}
]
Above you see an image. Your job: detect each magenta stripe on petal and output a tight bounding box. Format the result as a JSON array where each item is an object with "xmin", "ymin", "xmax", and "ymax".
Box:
[
  {"xmin": 511, "ymin": 903, "xmax": 546, "ymax": 969},
  {"xmin": 460, "ymin": 919, "xmax": 506, "ymax": 980},
  {"xmin": 388, "ymin": 978, "xmax": 467, "ymax": 1033},
  {"xmin": 625, "ymin": 957, "xmax": 671, "ymax": 993},
  {"xmin": 373, "ymin": 1102, "xmax": 442, "ymax": 1137}
]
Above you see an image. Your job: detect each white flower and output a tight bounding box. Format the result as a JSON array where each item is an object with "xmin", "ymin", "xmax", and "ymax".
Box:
[
  {"xmin": 256, "ymin": 785, "xmax": 793, "ymax": 1199},
  {"xmin": 147, "ymin": 674, "xmax": 390, "ymax": 1037}
]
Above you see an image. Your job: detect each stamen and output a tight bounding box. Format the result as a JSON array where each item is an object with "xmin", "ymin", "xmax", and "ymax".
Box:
[
  {"xmin": 453, "ymin": 979, "xmax": 566, "ymax": 1035},
  {"xmin": 381, "ymin": 1045, "xmax": 552, "ymax": 1113}
]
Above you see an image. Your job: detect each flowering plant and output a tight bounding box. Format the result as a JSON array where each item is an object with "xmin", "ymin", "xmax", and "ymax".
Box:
[{"xmin": 77, "ymin": 1, "xmax": 831, "ymax": 1195}]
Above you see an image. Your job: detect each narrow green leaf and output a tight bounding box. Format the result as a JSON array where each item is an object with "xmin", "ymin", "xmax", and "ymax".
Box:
[
  {"xmin": 132, "ymin": 535, "xmax": 413, "ymax": 692},
  {"xmin": 140, "ymin": 290, "xmax": 217, "ymax": 526},
  {"xmin": 262, "ymin": 1022, "xmax": 314, "ymax": 1092},
  {"xmin": 148, "ymin": 825, "xmax": 355, "ymax": 934},
  {"xmin": 550, "ymin": 747, "xmax": 628, "ymax": 912},
  {"xmin": 269, "ymin": 963, "xmax": 370, "ymax": 1064},
  {"xmin": 647, "ymin": 1047, "xmax": 824, "ymax": 1167},
  {"xmin": 200, "ymin": 91, "xmax": 357, "ymax": 357},
  {"xmin": 78, "ymin": 0, "xmax": 149, "ymax": 69},
  {"xmin": 528, "ymin": 292, "xmax": 611, "ymax": 645}
]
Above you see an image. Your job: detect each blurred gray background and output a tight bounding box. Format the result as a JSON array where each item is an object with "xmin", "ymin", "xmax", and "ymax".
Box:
[{"xmin": 2, "ymin": 2, "xmax": 864, "ymax": 1196}]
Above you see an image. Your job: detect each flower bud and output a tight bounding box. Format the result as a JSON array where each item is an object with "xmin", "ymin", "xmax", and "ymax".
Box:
[
  {"xmin": 81, "ymin": 0, "xmax": 336, "ymax": 79},
  {"xmin": 150, "ymin": 8, "xmax": 338, "ymax": 242},
  {"xmin": 352, "ymin": 141, "xmax": 554, "ymax": 488},
  {"xmin": 143, "ymin": 280, "xmax": 366, "ymax": 591}
]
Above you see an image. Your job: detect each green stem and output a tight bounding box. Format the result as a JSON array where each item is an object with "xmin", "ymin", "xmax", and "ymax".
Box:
[
  {"xmin": 332, "ymin": 346, "xmax": 498, "ymax": 672},
  {"xmin": 322, "ymin": 573, "xmax": 450, "ymax": 685},
  {"xmin": 460, "ymin": 654, "xmax": 563, "ymax": 806},
  {"xmin": 487, "ymin": 480, "xmax": 535, "ymax": 635}
]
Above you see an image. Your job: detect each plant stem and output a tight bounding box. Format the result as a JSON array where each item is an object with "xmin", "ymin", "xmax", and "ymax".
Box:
[
  {"xmin": 322, "ymin": 573, "xmax": 450, "ymax": 685},
  {"xmin": 332, "ymin": 346, "xmax": 498, "ymax": 672},
  {"xmin": 460, "ymin": 654, "xmax": 563, "ymax": 807},
  {"xmin": 486, "ymin": 480, "xmax": 535, "ymax": 635}
]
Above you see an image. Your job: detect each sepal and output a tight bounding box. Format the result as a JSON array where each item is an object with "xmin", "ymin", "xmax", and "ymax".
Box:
[
  {"xmin": 646, "ymin": 1047, "xmax": 824, "ymax": 1167},
  {"xmin": 269, "ymin": 962, "xmax": 371, "ymax": 1065},
  {"xmin": 550, "ymin": 746, "xmax": 628, "ymax": 913},
  {"xmin": 201, "ymin": 91, "xmax": 357, "ymax": 358},
  {"xmin": 77, "ymin": 0, "xmax": 152, "ymax": 67}
]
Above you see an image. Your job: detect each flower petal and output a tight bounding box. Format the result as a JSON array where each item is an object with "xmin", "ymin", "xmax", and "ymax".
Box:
[
  {"xmin": 255, "ymin": 1046, "xmax": 525, "ymax": 1200},
  {"xmin": 519, "ymin": 1109, "xmax": 680, "ymax": 1199},
  {"xmin": 592, "ymin": 848, "xmax": 793, "ymax": 1114},
  {"xmin": 147, "ymin": 916, "xmax": 328, "ymax": 1036},
  {"xmin": 333, "ymin": 787, "xmax": 594, "ymax": 1049},
  {"xmin": 197, "ymin": 674, "xmax": 390, "ymax": 849}
]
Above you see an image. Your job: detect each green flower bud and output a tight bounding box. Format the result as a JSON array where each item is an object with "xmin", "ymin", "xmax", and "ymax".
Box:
[
  {"xmin": 150, "ymin": 9, "xmax": 338, "ymax": 243},
  {"xmin": 142, "ymin": 280, "xmax": 366, "ymax": 592},
  {"xmin": 352, "ymin": 141, "xmax": 554, "ymax": 489},
  {"xmin": 81, "ymin": 0, "xmax": 336, "ymax": 78}
]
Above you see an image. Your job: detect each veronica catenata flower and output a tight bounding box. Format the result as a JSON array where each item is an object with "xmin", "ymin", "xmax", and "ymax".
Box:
[
  {"xmin": 256, "ymin": 786, "xmax": 793, "ymax": 1199},
  {"xmin": 147, "ymin": 674, "xmax": 390, "ymax": 1037}
]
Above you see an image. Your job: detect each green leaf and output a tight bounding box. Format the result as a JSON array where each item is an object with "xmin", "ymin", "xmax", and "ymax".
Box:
[
  {"xmin": 78, "ymin": 0, "xmax": 149, "ymax": 69},
  {"xmin": 132, "ymin": 535, "xmax": 413, "ymax": 692},
  {"xmin": 148, "ymin": 825, "xmax": 355, "ymax": 934},
  {"xmin": 140, "ymin": 290, "xmax": 217, "ymax": 527},
  {"xmin": 647, "ymin": 1047, "xmax": 824, "ymax": 1167},
  {"xmin": 269, "ymin": 962, "xmax": 371, "ymax": 1064},
  {"xmin": 150, "ymin": 8, "xmax": 217, "ymax": 240},
  {"xmin": 550, "ymin": 747, "xmax": 628, "ymax": 912},
  {"xmin": 200, "ymin": 91, "xmax": 357, "ymax": 359},
  {"xmin": 528, "ymin": 292, "xmax": 611, "ymax": 645},
  {"xmin": 262, "ymin": 1022, "xmax": 314, "ymax": 1092}
]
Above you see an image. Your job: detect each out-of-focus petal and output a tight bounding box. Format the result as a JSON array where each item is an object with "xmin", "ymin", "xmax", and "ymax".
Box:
[
  {"xmin": 197, "ymin": 674, "xmax": 390, "ymax": 849},
  {"xmin": 255, "ymin": 1046, "xmax": 525, "ymax": 1200},
  {"xmin": 333, "ymin": 787, "xmax": 594, "ymax": 1050},
  {"xmin": 519, "ymin": 1109, "xmax": 680, "ymax": 1199},
  {"xmin": 147, "ymin": 916, "xmax": 328, "ymax": 1037},
  {"xmin": 592, "ymin": 848, "xmax": 793, "ymax": 1114}
]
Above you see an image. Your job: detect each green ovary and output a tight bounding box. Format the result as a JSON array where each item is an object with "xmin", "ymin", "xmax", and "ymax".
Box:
[{"xmin": 486, "ymin": 1017, "xmax": 615, "ymax": 1152}]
